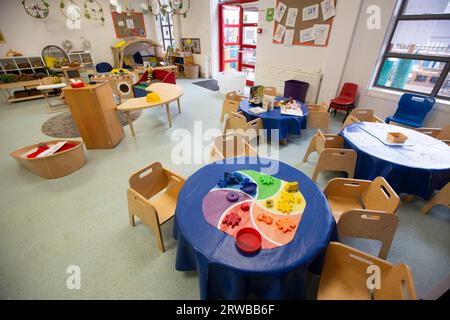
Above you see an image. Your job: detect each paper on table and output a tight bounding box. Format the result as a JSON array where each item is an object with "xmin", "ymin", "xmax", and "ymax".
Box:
[
  {"xmin": 285, "ymin": 8, "xmax": 298, "ymax": 27},
  {"xmin": 303, "ymin": 4, "xmax": 319, "ymax": 21},
  {"xmin": 300, "ymin": 27, "xmax": 315, "ymax": 43},
  {"xmin": 284, "ymin": 29, "xmax": 294, "ymax": 46},
  {"xmin": 274, "ymin": 24, "xmax": 286, "ymax": 43},
  {"xmin": 313, "ymin": 24, "xmax": 330, "ymax": 45},
  {"xmin": 275, "ymin": 2, "xmax": 287, "ymax": 22},
  {"xmin": 321, "ymin": 0, "xmax": 336, "ymax": 21}
]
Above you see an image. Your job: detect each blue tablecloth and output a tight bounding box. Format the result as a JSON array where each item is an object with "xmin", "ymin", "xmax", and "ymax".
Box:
[
  {"xmin": 239, "ymin": 98, "xmax": 308, "ymax": 141},
  {"xmin": 173, "ymin": 157, "xmax": 336, "ymax": 300},
  {"xmin": 341, "ymin": 122, "xmax": 450, "ymax": 200}
]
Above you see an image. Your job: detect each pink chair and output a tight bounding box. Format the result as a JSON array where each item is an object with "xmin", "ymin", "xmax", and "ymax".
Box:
[{"xmin": 329, "ymin": 83, "xmax": 359, "ymax": 122}]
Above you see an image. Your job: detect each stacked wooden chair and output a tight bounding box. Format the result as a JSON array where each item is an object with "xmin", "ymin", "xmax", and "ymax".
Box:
[
  {"xmin": 318, "ymin": 242, "xmax": 416, "ymax": 300},
  {"xmin": 342, "ymin": 108, "xmax": 384, "ymax": 129},
  {"xmin": 422, "ymin": 182, "xmax": 450, "ymax": 215},
  {"xmin": 210, "ymin": 132, "xmax": 257, "ymax": 162},
  {"xmin": 306, "ymin": 103, "xmax": 329, "ymax": 133},
  {"xmin": 323, "ymin": 177, "xmax": 400, "ymax": 259},
  {"xmin": 127, "ymin": 162, "xmax": 186, "ymax": 252},
  {"xmin": 303, "ymin": 130, "xmax": 357, "ymax": 182}
]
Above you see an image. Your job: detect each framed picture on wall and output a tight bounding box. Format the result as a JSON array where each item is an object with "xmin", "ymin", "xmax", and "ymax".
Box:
[
  {"xmin": 0, "ymin": 29, "xmax": 6, "ymax": 43},
  {"xmin": 181, "ymin": 38, "xmax": 201, "ymax": 54}
]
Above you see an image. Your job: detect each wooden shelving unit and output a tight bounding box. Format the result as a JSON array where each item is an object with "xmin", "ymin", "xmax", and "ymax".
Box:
[
  {"xmin": 0, "ymin": 56, "xmax": 48, "ymax": 76},
  {"xmin": 68, "ymin": 51, "xmax": 95, "ymax": 72}
]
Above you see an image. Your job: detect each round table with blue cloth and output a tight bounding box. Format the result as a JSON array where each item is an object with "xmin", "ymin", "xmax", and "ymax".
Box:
[
  {"xmin": 173, "ymin": 157, "xmax": 336, "ymax": 300},
  {"xmin": 239, "ymin": 98, "xmax": 308, "ymax": 141},
  {"xmin": 341, "ymin": 122, "xmax": 450, "ymax": 200}
]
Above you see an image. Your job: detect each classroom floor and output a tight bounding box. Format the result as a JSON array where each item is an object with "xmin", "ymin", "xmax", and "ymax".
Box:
[{"xmin": 0, "ymin": 79, "xmax": 448, "ymax": 299}]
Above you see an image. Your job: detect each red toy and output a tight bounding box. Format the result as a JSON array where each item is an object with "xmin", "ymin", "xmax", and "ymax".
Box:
[
  {"xmin": 222, "ymin": 211, "xmax": 241, "ymax": 228},
  {"xmin": 276, "ymin": 218, "xmax": 296, "ymax": 233},
  {"xmin": 240, "ymin": 203, "xmax": 250, "ymax": 212},
  {"xmin": 257, "ymin": 213, "xmax": 273, "ymax": 225},
  {"xmin": 236, "ymin": 228, "xmax": 262, "ymax": 253},
  {"xmin": 328, "ymin": 82, "xmax": 358, "ymax": 122}
]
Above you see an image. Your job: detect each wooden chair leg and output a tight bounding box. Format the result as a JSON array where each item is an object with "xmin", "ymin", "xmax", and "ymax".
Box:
[
  {"xmin": 153, "ymin": 225, "xmax": 165, "ymax": 252},
  {"xmin": 312, "ymin": 165, "xmax": 321, "ymax": 182},
  {"xmin": 129, "ymin": 213, "xmax": 135, "ymax": 227},
  {"xmin": 303, "ymin": 136, "xmax": 317, "ymax": 162}
]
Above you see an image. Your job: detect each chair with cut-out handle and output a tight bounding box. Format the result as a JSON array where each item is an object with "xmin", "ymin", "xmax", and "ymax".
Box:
[
  {"xmin": 416, "ymin": 125, "xmax": 450, "ymax": 145},
  {"xmin": 226, "ymin": 90, "xmax": 247, "ymax": 102},
  {"xmin": 127, "ymin": 162, "xmax": 186, "ymax": 252},
  {"xmin": 385, "ymin": 93, "xmax": 435, "ymax": 128},
  {"xmin": 323, "ymin": 177, "xmax": 400, "ymax": 258},
  {"xmin": 306, "ymin": 103, "xmax": 329, "ymax": 133},
  {"xmin": 303, "ymin": 130, "xmax": 357, "ymax": 182},
  {"xmin": 342, "ymin": 108, "xmax": 384, "ymax": 129},
  {"xmin": 220, "ymin": 99, "xmax": 240, "ymax": 123},
  {"xmin": 263, "ymin": 86, "xmax": 278, "ymax": 97},
  {"xmin": 210, "ymin": 132, "xmax": 257, "ymax": 162},
  {"xmin": 318, "ymin": 242, "xmax": 417, "ymax": 300},
  {"xmin": 422, "ymin": 183, "xmax": 450, "ymax": 215}
]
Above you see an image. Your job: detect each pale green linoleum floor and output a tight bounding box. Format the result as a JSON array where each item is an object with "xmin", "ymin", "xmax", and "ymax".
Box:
[{"xmin": 0, "ymin": 79, "xmax": 448, "ymax": 299}]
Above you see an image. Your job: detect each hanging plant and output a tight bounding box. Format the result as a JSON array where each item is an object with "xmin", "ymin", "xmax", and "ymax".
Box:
[
  {"xmin": 83, "ymin": 0, "xmax": 105, "ymax": 23},
  {"xmin": 22, "ymin": 0, "xmax": 50, "ymax": 19}
]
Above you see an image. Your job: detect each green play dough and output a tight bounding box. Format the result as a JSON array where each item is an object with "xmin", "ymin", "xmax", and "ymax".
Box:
[{"xmin": 240, "ymin": 170, "xmax": 281, "ymax": 200}]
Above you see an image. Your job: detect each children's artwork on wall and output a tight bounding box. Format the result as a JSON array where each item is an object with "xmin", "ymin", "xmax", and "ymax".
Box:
[
  {"xmin": 83, "ymin": 0, "xmax": 105, "ymax": 23},
  {"xmin": 111, "ymin": 11, "xmax": 147, "ymax": 38},
  {"xmin": 181, "ymin": 38, "xmax": 201, "ymax": 54},
  {"xmin": 266, "ymin": 8, "xmax": 275, "ymax": 22},
  {"xmin": 22, "ymin": 0, "xmax": 50, "ymax": 19},
  {"xmin": 273, "ymin": 0, "xmax": 337, "ymax": 47}
]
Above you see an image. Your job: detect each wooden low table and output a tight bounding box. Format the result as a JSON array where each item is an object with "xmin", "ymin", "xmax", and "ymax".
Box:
[{"xmin": 116, "ymin": 83, "xmax": 184, "ymax": 136}]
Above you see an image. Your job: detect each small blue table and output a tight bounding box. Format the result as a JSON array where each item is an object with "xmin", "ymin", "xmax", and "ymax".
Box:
[
  {"xmin": 341, "ymin": 122, "xmax": 450, "ymax": 200},
  {"xmin": 174, "ymin": 157, "xmax": 336, "ymax": 300},
  {"xmin": 239, "ymin": 98, "xmax": 308, "ymax": 142}
]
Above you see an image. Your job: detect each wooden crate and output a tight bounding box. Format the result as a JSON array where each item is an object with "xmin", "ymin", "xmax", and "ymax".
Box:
[{"xmin": 10, "ymin": 140, "xmax": 85, "ymax": 179}]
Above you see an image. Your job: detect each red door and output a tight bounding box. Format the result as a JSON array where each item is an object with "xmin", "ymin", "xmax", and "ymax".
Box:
[{"xmin": 219, "ymin": 1, "xmax": 258, "ymax": 86}]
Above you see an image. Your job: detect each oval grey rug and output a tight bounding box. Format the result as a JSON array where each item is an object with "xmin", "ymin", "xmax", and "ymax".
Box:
[{"xmin": 41, "ymin": 110, "xmax": 142, "ymax": 138}]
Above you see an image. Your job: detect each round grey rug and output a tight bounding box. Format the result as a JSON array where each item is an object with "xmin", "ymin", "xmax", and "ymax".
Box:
[{"xmin": 41, "ymin": 110, "xmax": 142, "ymax": 138}]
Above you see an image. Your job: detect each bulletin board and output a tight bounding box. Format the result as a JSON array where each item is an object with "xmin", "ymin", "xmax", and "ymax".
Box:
[
  {"xmin": 111, "ymin": 11, "xmax": 147, "ymax": 39},
  {"xmin": 181, "ymin": 38, "xmax": 201, "ymax": 54},
  {"xmin": 273, "ymin": 0, "xmax": 337, "ymax": 47}
]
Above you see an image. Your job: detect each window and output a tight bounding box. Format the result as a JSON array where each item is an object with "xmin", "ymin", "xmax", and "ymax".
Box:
[
  {"xmin": 374, "ymin": 0, "xmax": 450, "ymax": 100},
  {"xmin": 156, "ymin": 14, "xmax": 174, "ymax": 51}
]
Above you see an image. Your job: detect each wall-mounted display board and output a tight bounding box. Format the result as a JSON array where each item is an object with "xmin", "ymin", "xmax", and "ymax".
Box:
[
  {"xmin": 273, "ymin": 0, "xmax": 337, "ymax": 47},
  {"xmin": 181, "ymin": 38, "xmax": 201, "ymax": 54},
  {"xmin": 111, "ymin": 11, "xmax": 147, "ymax": 39}
]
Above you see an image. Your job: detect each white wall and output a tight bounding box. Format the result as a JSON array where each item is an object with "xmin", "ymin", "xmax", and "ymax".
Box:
[
  {"xmin": 256, "ymin": 0, "xmax": 363, "ymax": 102},
  {"xmin": 174, "ymin": 0, "xmax": 214, "ymax": 78},
  {"xmin": 340, "ymin": 0, "xmax": 450, "ymax": 127},
  {"xmin": 0, "ymin": 0, "xmax": 157, "ymax": 66}
]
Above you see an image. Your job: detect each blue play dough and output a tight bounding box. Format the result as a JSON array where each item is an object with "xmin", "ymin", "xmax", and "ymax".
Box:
[{"xmin": 241, "ymin": 182, "xmax": 257, "ymax": 195}]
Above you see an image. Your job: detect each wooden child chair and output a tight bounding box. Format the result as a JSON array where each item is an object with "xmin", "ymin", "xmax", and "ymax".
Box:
[
  {"xmin": 226, "ymin": 90, "xmax": 247, "ymax": 102},
  {"xmin": 127, "ymin": 162, "xmax": 186, "ymax": 252},
  {"xmin": 318, "ymin": 242, "xmax": 417, "ymax": 300},
  {"xmin": 223, "ymin": 112, "xmax": 247, "ymax": 133},
  {"xmin": 220, "ymin": 99, "xmax": 240, "ymax": 123},
  {"xmin": 306, "ymin": 103, "xmax": 329, "ymax": 133},
  {"xmin": 342, "ymin": 108, "xmax": 384, "ymax": 129},
  {"xmin": 245, "ymin": 118, "xmax": 264, "ymax": 144},
  {"xmin": 263, "ymin": 87, "xmax": 278, "ymax": 96},
  {"xmin": 422, "ymin": 183, "xmax": 450, "ymax": 215},
  {"xmin": 323, "ymin": 177, "xmax": 400, "ymax": 258},
  {"xmin": 210, "ymin": 132, "xmax": 257, "ymax": 162},
  {"xmin": 303, "ymin": 130, "xmax": 357, "ymax": 182},
  {"xmin": 416, "ymin": 125, "xmax": 450, "ymax": 145}
]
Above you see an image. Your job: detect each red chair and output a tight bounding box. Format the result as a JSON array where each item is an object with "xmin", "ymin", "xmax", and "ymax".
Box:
[{"xmin": 329, "ymin": 83, "xmax": 359, "ymax": 122}]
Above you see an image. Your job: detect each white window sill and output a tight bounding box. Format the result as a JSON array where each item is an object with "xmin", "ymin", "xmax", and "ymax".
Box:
[{"xmin": 365, "ymin": 87, "xmax": 450, "ymax": 114}]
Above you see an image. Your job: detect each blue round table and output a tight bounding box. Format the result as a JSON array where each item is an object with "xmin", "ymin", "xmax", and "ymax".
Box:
[
  {"xmin": 239, "ymin": 98, "xmax": 308, "ymax": 141},
  {"xmin": 173, "ymin": 157, "xmax": 336, "ymax": 300},
  {"xmin": 341, "ymin": 122, "xmax": 450, "ymax": 200}
]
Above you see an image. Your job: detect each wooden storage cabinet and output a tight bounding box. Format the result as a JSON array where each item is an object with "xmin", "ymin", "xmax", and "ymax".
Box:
[{"xmin": 63, "ymin": 82, "xmax": 124, "ymax": 149}]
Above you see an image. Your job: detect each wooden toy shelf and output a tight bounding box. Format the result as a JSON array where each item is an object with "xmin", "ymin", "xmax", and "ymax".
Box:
[{"xmin": 0, "ymin": 79, "xmax": 44, "ymax": 103}]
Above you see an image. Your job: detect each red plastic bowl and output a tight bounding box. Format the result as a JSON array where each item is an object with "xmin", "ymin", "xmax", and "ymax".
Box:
[
  {"xmin": 70, "ymin": 82, "xmax": 85, "ymax": 88},
  {"xmin": 236, "ymin": 228, "xmax": 262, "ymax": 254}
]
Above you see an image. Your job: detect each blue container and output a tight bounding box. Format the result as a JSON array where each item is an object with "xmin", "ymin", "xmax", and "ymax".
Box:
[{"xmin": 284, "ymin": 80, "xmax": 309, "ymax": 103}]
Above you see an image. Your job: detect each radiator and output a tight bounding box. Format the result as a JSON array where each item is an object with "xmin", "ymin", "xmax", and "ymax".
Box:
[{"xmin": 254, "ymin": 65, "xmax": 323, "ymax": 103}]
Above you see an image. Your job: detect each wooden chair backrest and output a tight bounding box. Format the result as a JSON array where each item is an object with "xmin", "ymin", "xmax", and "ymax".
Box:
[
  {"xmin": 324, "ymin": 178, "xmax": 371, "ymax": 199},
  {"xmin": 224, "ymin": 112, "xmax": 247, "ymax": 132},
  {"xmin": 226, "ymin": 91, "xmax": 243, "ymax": 102},
  {"xmin": 319, "ymin": 242, "xmax": 393, "ymax": 299},
  {"xmin": 214, "ymin": 133, "xmax": 247, "ymax": 158},
  {"xmin": 316, "ymin": 130, "xmax": 344, "ymax": 152},
  {"xmin": 221, "ymin": 99, "xmax": 240, "ymax": 123},
  {"xmin": 342, "ymin": 114, "xmax": 361, "ymax": 129},
  {"xmin": 351, "ymin": 108, "xmax": 374, "ymax": 122},
  {"xmin": 129, "ymin": 162, "xmax": 169, "ymax": 200},
  {"xmin": 337, "ymin": 209, "xmax": 399, "ymax": 259},
  {"xmin": 264, "ymin": 87, "xmax": 277, "ymax": 96},
  {"xmin": 362, "ymin": 177, "xmax": 400, "ymax": 214},
  {"xmin": 307, "ymin": 103, "xmax": 329, "ymax": 132},
  {"xmin": 437, "ymin": 125, "xmax": 450, "ymax": 141},
  {"xmin": 415, "ymin": 127, "xmax": 442, "ymax": 138},
  {"xmin": 245, "ymin": 118, "xmax": 263, "ymax": 142},
  {"xmin": 374, "ymin": 264, "xmax": 417, "ymax": 300}
]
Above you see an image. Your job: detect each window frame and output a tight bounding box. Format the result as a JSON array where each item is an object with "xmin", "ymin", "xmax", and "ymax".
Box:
[
  {"xmin": 373, "ymin": 0, "xmax": 450, "ymax": 100},
  {"xmin": 157, "ymin": 13, "xmax": 174, "ymax": 51}
]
